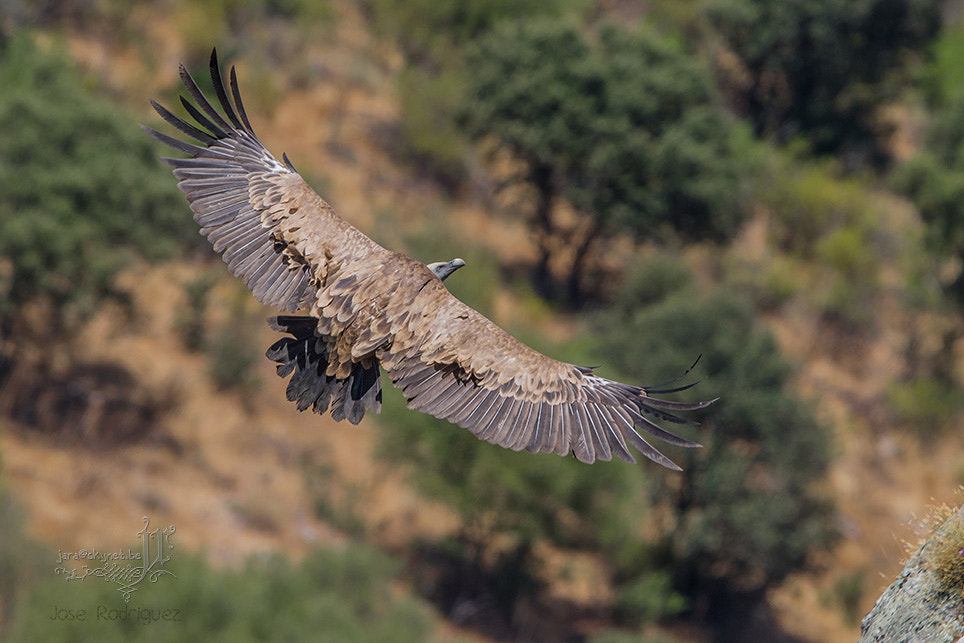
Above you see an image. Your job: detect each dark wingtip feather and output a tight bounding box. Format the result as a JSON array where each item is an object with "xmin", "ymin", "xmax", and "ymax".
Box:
[
  {"xmin": 282, "ymin": 153, "xmax": 297, "ymax": 172},
  {"xmin": 209, "ymin": 48, "xmax": 245, "ymax": 130},
  {"xmin": 150, "ymin": 99, "xmax": 218, "ymax": 145},
  {"xmin": 229, "ymin": 65, "xmax": 256, "ymax": 134},
  {"xmin": 644, "ymin": 379, "xmax": 702, "ymax": 395},
  {"xmin": 179, "ymin": 95, "xmax": 229, "ymax": 139},
  {"xmin": 141, "ymin": 125, "xmax": 209, "ymax": 157},
  {"xmin": 178, "ymin": 58, "xmax": 235, "ymax": 135},
  {"xmin": 645, "ymin": 354, "xmax": 705, "ymax": 394}
]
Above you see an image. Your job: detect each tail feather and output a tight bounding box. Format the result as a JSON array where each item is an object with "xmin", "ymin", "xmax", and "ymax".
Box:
[{"xmin": 266, "ymin": 316, "xmax": 382, "ymax": 424}]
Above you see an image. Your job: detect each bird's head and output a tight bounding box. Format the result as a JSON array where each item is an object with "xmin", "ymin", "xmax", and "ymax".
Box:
[{"xmin": 427, "ymin": 258, "xmax": 466, "ymax": 282}]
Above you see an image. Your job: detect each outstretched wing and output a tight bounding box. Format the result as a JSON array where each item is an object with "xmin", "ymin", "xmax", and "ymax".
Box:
[
  {"xmin": 141, "ymin": 49, "xmax": 389, "ymax": 313},
  {"xmin": 148, "ymin": 49, "xmax": 714, "ymax": 469},
  {"xmin": 379, "ymin": 279, "xmax": 713, "ymax": 470}
]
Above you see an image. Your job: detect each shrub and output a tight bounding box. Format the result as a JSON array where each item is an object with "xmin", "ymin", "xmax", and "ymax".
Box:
[
  {"xmin": 175, "ymin": 272, "xmax": 217, "ymax": 352},
  {"xmin": 0, "ymin": 34, "xmax": 197, "ymax": 335},
  {"xmin": 886, "ymin": 377, "xmax": 963, "ymax": 435},
  {"xmin": 205, "ymin": 293, "xmax": 261, "ymax": 395},
  {"xmin": 6, "ymin": 542, "xmax": 432, "ymax": 642},
  {"xmin": 596, "ymin": 259, "xmax": 837, "ymax": 615}
]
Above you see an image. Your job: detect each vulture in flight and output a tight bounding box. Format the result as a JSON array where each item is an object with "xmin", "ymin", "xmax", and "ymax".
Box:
[{"xmin": 143, "ymin": 50, "xmax": 714, "ymax": 470}]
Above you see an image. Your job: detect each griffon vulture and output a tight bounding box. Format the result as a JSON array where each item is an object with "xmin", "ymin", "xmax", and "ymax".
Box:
[{"xmin": 143, "ymin": 50, "xmax": 714, "ymax": 470}]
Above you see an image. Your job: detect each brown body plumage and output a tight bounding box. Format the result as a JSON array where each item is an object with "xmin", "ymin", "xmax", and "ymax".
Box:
[{"xmin": 143, "ymin": 50, "xmax": 715, "ymax": 470}]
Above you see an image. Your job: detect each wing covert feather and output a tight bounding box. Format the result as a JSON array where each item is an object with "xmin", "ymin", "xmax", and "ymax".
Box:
[
  {"xmin": 380, "ymin": 280, "xmax": 713, "ymax": 469},
  {"xmin": 144, "ymin": 49, "xmax": 390, "ymax": 314}
]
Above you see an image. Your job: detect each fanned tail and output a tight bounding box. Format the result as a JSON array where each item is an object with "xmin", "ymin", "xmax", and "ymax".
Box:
[{"xmin": 266, "ymin": 316, "xmax": 382, "ymax": 424}]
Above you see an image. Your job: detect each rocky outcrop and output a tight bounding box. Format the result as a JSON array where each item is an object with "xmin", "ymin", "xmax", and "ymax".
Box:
[{"xmin": 860, "ymin": 505, "xmax": 964, "ymax": 643}]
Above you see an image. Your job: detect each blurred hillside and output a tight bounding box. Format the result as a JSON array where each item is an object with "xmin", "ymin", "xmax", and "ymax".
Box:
[{"xmin": 1, "ymin": 0, "xmax": 963, "ymax": 641}]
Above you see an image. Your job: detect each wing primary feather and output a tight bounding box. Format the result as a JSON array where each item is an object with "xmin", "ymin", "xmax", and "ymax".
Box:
[
  {"xmin": 644, "ymin": 381, "xmax": 702, "ymax": 395},
  {"xmin": 160, "ymin": 157, "xmax": 224, "ymax": 169},
  {"xmin": 260, "ymin": 265, "xmax": 302, "ymax": 310},
  {"xmin": 179, "ymin": 95, "xmax": 229, "ymax": 140},
  {"xmin": 191, "ymin": 193, "xmax": 251, "ymax": 220},
  {"xmin": 222, "ymin": 228, "xmax": 268, "ymax": 265},
  {"xmin": 584, "ymin": 403, "xmax": 602, "ymax": 460},
  {"xmin": 194, "ymin": 202, "xmax": 244, "ymax": 227},
  {"xmin": 150, "ymin": 100, "xmax": 218, "ymax": 145},
  {"xmin": 142, "ymin": 125, "xmax": 223, "ymax": 158},
  {"xmin": 229, "ymin": 65, "xmax": 256, "ymax": 134},
  {"xmin": 643, "ymin": 354, "xmax": 704, "ymax": 393},
  {"xmin": 631, "ymin": 410, "xmax": 702, "ymax": 448},
  {"xmin": 640, "ymin": 396, "xmax": 718, "ymax": 412},
  {"xmin": 169, "ymin": 164, "xmax": 239, "ymax": 176},
  {"xmin": 622, "ymin": 430, "xmax": 682, "ymax": 471},
  {"xmin": 178, "ymin": 63, "xmax": 236, "ymax": 135},
  {"xmin": 205, "ymin": 209, "xmax": 259, "ymax": 243},
  {"xmin": 178, "ymin": 178, "xmax": 241, "ymax": 199},
  {"xmin": 208, "ymin": 49, "xmax": 246, "ymax": 130},
  {"xmin": 228, "ymin": 232, "xmax": 272, "ymax": 269},
  {"xmin": 241, "ymin": 250, "xmax": 278, "ymax": 294},
  {"xmin": 637, "ymin": 404, "xmax": 701, "ymax": 426},
  {"xmin": 282, "ymin": 152, "xmax": 297, "ymax": 172}
]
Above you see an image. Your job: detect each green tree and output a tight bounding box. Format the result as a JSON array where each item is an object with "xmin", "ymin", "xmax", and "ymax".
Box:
[
  {"xmin": 364, "ymin": 0, "xmax": 579, "ymax": 187},
  {"xmin": 596, "ymin": 257, "xmax": 837, "ymax": 629},
  {"xmin": 705, "ymin": 0, "xmax": 940, "ymax": 164},
  {"xmin": 461, "ymin": 19, "xmax": 743, "ymax": 305},
  {"xmin": 0, "ymin": 34, "xmax": 196, "ymax": 343}
]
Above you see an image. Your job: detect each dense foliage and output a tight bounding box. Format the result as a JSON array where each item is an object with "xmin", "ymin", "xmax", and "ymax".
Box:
[
  {"xmin": 0, "ymin": 35, "xmax": 197, "ymax": 336},
  {"xmin": 461, "ymin": 20, "xmax": 744, "ymax": 304},
  {"xmin": 3, "ymin": 535, "xmax": 431, "ymax": 642},
  {"xmin": 705, "ymin": 0, "xmax": 941, "ymax": 164},
  {"xmin": 597, "ymin": 258, "xmax": 837, "ymax": 612}
]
